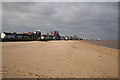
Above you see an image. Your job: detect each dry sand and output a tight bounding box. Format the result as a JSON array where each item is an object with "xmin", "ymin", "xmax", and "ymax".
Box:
[{"xmin": 2, "ymin": 41, "xmax": 118, "ymax": 78}]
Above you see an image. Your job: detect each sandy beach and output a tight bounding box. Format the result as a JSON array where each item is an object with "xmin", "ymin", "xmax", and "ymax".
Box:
[{"xmin": 2, "ymin": 41, "xmax": 118, "ymax": 78}]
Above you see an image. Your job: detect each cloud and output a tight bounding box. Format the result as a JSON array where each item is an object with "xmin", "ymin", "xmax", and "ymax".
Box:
[{"xmin": 2, "ymin": 2, "xmax": 118, "ymax": 40}]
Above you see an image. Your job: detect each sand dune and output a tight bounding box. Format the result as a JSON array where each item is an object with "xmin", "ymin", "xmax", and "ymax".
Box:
[{"xmin": 2, "ymin": 41, "xmax": 118, "ymax": 78}]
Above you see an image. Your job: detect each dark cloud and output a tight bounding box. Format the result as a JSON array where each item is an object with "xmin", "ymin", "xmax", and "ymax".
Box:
[{"xmin": 2, "ymin": 2, "xmax": 118, "ymax": 40}]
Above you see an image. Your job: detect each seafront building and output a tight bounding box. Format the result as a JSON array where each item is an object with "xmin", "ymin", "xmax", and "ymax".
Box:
[{"xmin": 0, "ymin": 30, "xmax": 85, "ymax": 41}]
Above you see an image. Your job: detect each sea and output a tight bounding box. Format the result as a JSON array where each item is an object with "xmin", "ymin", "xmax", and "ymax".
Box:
[{"xmin": 87, "ymin": 40, "xmax": 119, "ymax": 50}]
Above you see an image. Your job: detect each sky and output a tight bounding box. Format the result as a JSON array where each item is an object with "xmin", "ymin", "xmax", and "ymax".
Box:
[{"xmin": 2, "ymin": 2, "xmax": 118, "ymax": 40}]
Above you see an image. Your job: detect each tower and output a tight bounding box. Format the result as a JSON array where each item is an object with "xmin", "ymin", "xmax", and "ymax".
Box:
[{"xmin": 36, "ymin": 30, "xmax": 41, "ymax": 40}]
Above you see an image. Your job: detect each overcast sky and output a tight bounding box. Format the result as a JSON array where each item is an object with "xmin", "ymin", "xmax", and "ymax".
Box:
[{"xmin": 2, "ymin": 2, "xmax": 118, "ymax": 40}]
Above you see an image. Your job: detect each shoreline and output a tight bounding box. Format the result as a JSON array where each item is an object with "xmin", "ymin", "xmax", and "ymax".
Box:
[{"xmin": 86, "ymin": 40, "xmax": 118, "ymax": 50}]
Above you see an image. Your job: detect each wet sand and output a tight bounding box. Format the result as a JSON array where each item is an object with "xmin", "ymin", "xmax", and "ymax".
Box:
[
  {"xmin": 2, "ymin": 41, "xmax": 118, "ymax": 78},
  {"xmin": 87, "ymin": 40, "xmax": 118, "ymax": 49}
]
